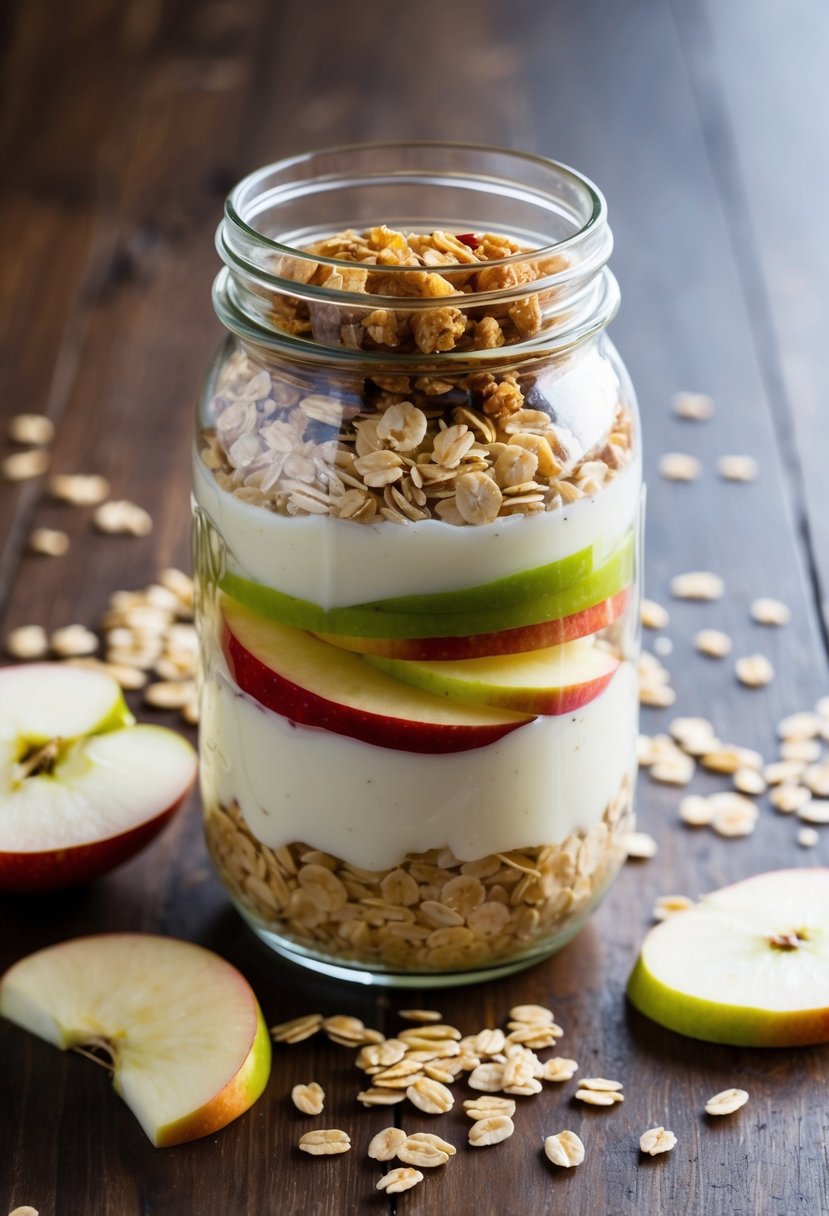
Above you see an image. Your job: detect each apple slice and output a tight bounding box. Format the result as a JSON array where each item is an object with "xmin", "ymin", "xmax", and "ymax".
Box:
[
  {"xmin": 220, "ymin": 597, "xmax": 533, "ymax": 753},
  {"xmin": 315, "ymin": 588, "xmax": 631, "ymax": 660},
  {"xmin": 0, "ymin": 664, "xmax": 197, "ymax": 891},
  {"xmin": 627, "ymin": 869, "xmax": 829, "ymax": 1046},
  {"xmin": 0, "ymin": 934, "xmax": 271, "ymax": 1146},
  {"xmin": 219, "ymin": 529, "xmax": 634, "ymax": 641},
  {"xmin": 366, "ymin": 638, "xmax": 620, "ymax": 714}
]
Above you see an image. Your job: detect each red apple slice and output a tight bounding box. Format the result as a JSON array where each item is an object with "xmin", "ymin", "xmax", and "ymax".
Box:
[
  {"xmin": 314, "ymin": 588, "xmax": 630, "ymax": 660},
  {"xmin": 220, "ymin": 597, "xmax": 533, "ymax": 753},
  {"xmin": 0, "ymin": 664, "xmax": 197, "ymax": 891},
  {"xmin": 0, "ymin": 934, "xmax": 271, "ymax": 1146},
  {"xmin": 366, "ymin": 639, "xmax": 620, "ymax": 714}
]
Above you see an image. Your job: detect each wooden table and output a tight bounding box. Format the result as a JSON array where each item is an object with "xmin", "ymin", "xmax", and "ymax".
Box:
[{"xmin": 2, "ymin": 2, "xmax": 828, "ymax": 1213}]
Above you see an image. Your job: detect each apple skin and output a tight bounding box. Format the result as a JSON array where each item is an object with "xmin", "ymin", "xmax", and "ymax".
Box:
[
  {"xmin": 627, "ymin": 868, "xmax": 829, "ymax": 1047},
  {"xmin": 220, "ymin": 530, "xmax": 634, "ymax": 641},
  {"xmin": 315, "ymin": 588, "xmax": 630, "ymax": 660},
  {"xmin": 366, "ymin": 643, "xmax": 620, "ymax": 715},
  {"xmin": 221, "ymin": 602, "xmax": 533, "ymax": 754},
  {"xmin": 154, "ymin": 1004, "xmax": 271, "ymax": 1147}
]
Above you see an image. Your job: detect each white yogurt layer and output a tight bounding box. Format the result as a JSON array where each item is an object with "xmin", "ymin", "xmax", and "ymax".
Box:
[
  {"xmin": 193, "ymin": 454, "xmax": 639, "ymax": 609},
  {"xmin": 199, "ymin": 660, "xmax": 637, "ymax": 871}
]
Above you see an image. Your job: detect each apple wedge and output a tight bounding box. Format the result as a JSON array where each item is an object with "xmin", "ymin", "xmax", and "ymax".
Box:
[
  {"xmin": 220, "ymin": 597, "xmax": 533, "ymax": 753},
  {"xmin": 316, "ymin": 588, "xmax": 631, "ymax": 661},
  {"xmin": 0, "ymin": 664, "xmax": 197, "ymax": 891},
  {"xmin": 627, "ymin": 869, "xmax": 829, "ymax": 1046},
  {"xmin": 366, "ymin": 639, "xmax": 620, "ymax": 714},
  {"xmin": 0, "ymin": 934, "xmax": 271, "ymax": 1146},
  {"xmin": 219, "ymin": 529, "xmax": 634, "ymax": 640}
]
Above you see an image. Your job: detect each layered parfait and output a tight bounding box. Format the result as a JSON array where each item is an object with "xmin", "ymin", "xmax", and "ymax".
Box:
[{"xmin": 195, "ymin": 224, "xmax": 640, "ymax": 983}]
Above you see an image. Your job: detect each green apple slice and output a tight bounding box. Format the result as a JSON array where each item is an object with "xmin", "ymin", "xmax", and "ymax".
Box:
[
  {"xmin": 366, "ymin": 638, "xmax": 620, "ymax": 714},
  {"xmin": 220, "ymin": 529, "xmax": 634, "ymax": 640},
  {"xmin": 627, "ymin": 868, "xmax": 829, "ymax": 1046},
  {"xmin": 0, "ymin": 934, "xmax": 272, "ymax": 1147}
]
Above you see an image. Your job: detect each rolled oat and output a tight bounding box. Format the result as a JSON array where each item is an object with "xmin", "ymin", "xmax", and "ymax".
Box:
[
  {"xmin": 291, "ymin": 1082, "xmax": 325, "ymax": 1115},
  {"xmin": 298, "ymin": 1128, "xmax": 351, "ymax": 1155},
  {"xmin": 376, "ymin": 1167, "xmax": 423, "ymax": 1193},
  {"xmin": 544, "ymin": 1130, "xmax": 585, "ymax": 1168},
  {"xmin": 28, "ymin": 527, "xmax": 70, "ymax": 557},
  {"xmin": 368, "ymin": 1127, "xmax": 408, "ymax": 1160},
  {"xmin": 704, "ymin": 1088, "xmax": 749, "ymax": 1116},
  {"xmin": 468, "ymin": 1115, "xmax": 514, "ymax": 1146},
  {"xmin": 8, "ymin": 413, "xmax": 54, "ymax": 445},
  {"xmin": 639, "ymin": 1126, "xmax": 676, "ymax": 1156},
  {"xmin": 5, "ymin": 625, "xmax": 48, "ymax": 659},
  {"xmin": 2, "ymin": 449, "xmax": 49, "ymax": 480}
]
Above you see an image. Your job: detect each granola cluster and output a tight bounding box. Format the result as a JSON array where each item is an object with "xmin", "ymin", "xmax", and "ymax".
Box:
[
  {"xmin": 203, "ymin": 777, "xmax": 633, "ymax": 976},
  {"xmin": 271, "ymin": 225, "xmax": 567, "ymax": 354},
  {"xmin": 201, "ymin": 347, "xmax": 633, "ymax": 526}
]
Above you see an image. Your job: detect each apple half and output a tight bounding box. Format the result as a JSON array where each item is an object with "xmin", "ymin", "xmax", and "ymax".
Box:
[
  {"xmin": 366, "ymin": 638, "xmax": 620, "ymax": 715},
  {"xmin": 220, "ymin": 597, "xmax": 533, "ymax": 753},
  {"xmin": 0, "ymin": 933, "xmax": 271, "ymax": 1146},
  {"xmin": 220, "ymin": 529, "xmax": 634, "ymax": 641},
  {"xmin": 0, "ymin": 664, "xmax": 197, "ymax": 891},
  {"xmin": 627, "ymin": 869, "xmax": 829, "ymax": 1046}
]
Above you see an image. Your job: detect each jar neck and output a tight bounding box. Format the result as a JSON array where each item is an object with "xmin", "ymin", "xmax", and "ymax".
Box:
[{"xmin": 213, "ymin": 142, "xmax": 618, "ymax": 368}]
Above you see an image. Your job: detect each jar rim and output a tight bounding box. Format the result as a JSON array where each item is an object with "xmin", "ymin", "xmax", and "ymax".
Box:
[{"xmin": 222, "ymin": 141, "xmax": 607, "ymax": 278}]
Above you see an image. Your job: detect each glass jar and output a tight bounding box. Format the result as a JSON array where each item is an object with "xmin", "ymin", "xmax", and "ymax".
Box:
[{"xmin": 193, "ymin": 143, "xmax": 641, "ymax": 987}]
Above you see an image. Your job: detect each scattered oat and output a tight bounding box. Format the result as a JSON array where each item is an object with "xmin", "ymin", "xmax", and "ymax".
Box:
[
  {"xmin": 670, "ymin": 716, "xmax": 715, "ymax": 746},
  {"xmin": 6, "ymin": 624, "xmax": 48, "ymax": 659},
  {"xmin": 270, "ymin": 1013, "xmax": 323, "ymax": 1043},
  {"xmin": 357, "ymin": 1088, "xmax": 406, "ymax": 1106},
  {"xmin": 509, "ymin": 1003, "xmax": 554, "ymax": 1024},
  {"xmin": 654, "ymin": 636, "xmax": 673, "ymax": 656},
  {"xmin": 398, "ymin": 1137, "xmax": 452, "ymax": 1168},
  {"xmin": 705, "ymin": 1088, "xmax": 749, "ymax": 1116},
  {"xmin": 298, "ymin": 1128, "xmax": 351, "ymax": 1155},
  {"xmin": 797, "ymin": 827, "xmax": 820, "ymax": 848},
  {"xmin": 640, "ymin": 683, "xmax": 677, "ymax": 708},
  {"xmin": 544, "ymin": 1130, "xmax": 585, "ymax": 1168},
  {"xmin": 2, "ymin": 449, "xmax": 49, "ymax": 481},
  {"xmin": 653, "ymin": 894, "xmax": 695, "ymax": 921},
  {"xmin": 650, "ymin": 753, "xmax": 695, "ymax": 785},
  {"xmin": 50, "ymin": 624, "xmax": 98, "ymax": 657},
  {"xmin": 575, "ymin": 1088, "xmax": 623, "ymax": 1107},
  {"xmin": 8, "ymin": 1208, "xmax": 39, "ymax": 1216},
  {"xmin": 700, "ymin": 746, "xmax": 748, "ymax": 775},
  {"xmin": 804, "ymin": 763, "xmax": 829, "ymax": 797},
  {"xmin": 764, "ymin": 760, "xmax": 806, "ymax": 786},
  {"xmin": 751, "ymin": 597, "xmax": 790, "ymax": 626},
  {"xmin": 399, "ymin": 1009, "xmax": 443, "ymax": 1023},
  {"xmin": 8, "ymin": 413, "xmax": 54, "ymax": 445},
  {"xmin": 368, "ymin": 1127, "xmax": 408, "ymax": 1161},
  {"xmin": 641, "ymin": 599, "xmax": 670, "ymax": 630},
  {"xmin": 733, "ymin": 767, "xmax": 767, "ymax": 796},
  {"xmin": 580, "ymin": 1077, "xmax": 623, "ymax": 1092},
  {"xmin": 679, "ymin": 794, "xmax": 714, "ymax": 827},
  {"xmin": 376, "ymin": 1167, "xmax": 423, "ymax": 1194},
  {"xmin": 468, "ymin": 1115, "xmax": 515, "ymax": 1146},
  {"xmin": 406, "ymin": 1077, "xmax": 454, "ymax": 1114},
  {"xmin": 694, "ymin": 628, "xmax": 732, "ymax": 658},
  {"xmin": 49, "ymin": 473, "xmax": 110, "ymax": 505},
  {"xmin": 28, "ymin": 527, "xmax": 70, "ymax": 557},
  {"xmin": 463, "ymin": 1096, "xmax": 516, "ymax": 1118},
  {"xmin": 658, "ymin": 452, "xmax": 701, "ymax": 481},
  {"xmin": 93, "ymin": 499, "xmax": 153, "ymax": 536},
  {"xmin": 144, "ymin": 680, "xmax": 197, "ymax": 710},
  {"xmin": 735, "ymin": 654, "xmax": 774, "ymax": 688},
  {"xmin": 769, "ymin": 785, "xmax": 811, "ymax": 815},
  {"xmin": 670, "ymin": 571, "xmax": 724, "ymax": 600},
  {"xmin": 543, "ymin": 1057, "xmax": 579, "ymax": 1082},
  {"xmin": 798, "ymin": 801, "xmax": 829, "ymax": 825},
  {"xmin": 717, "ymin": 455, "xmax": 758, "ymax": 482},
  {"xmin": 640, "ymin": 1126, "xmax": 677, "ymax": 1156},
  {"xmin": 816, "ymin": 696, "xmax": 829, "ymax": 718},
  {"xmin": 779, "ymin": 739, "xmax": 822, "ymax": 763},
  {"xmin": 291, "ymin": 1082, "xmax": 325, "ymax": 1115},
  {"xmin": 710, "ymin": 793, "xmax": 759, "ymax": 837},
  {"xmin": 673, "ymin": 392, "xmax": 714, "ymax": 420},
  {"xmin": 626, "ymin": 832, "xmax": 658, "ymax": 860}
]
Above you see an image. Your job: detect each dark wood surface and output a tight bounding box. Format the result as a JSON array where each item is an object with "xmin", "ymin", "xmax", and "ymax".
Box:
[{"xmin": 2, "ymin": 2, "xmax": 828, "ymax": 1213}]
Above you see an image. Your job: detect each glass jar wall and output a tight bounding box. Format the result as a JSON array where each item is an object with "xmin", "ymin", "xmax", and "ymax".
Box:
[{"xmin": 193, "ymin": 144, "xmax": 641, "ymax": 986}]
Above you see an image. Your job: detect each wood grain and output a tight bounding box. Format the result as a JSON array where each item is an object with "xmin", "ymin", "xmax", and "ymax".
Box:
[{"xmin": 1, "ymin": 1, "xmax": 828, "ymax": 1213}]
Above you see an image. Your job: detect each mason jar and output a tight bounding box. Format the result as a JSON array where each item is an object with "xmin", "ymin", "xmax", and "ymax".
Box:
[{"xmin": 193, "ymin": 142, "xmax": 641, "ymax": 987}]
